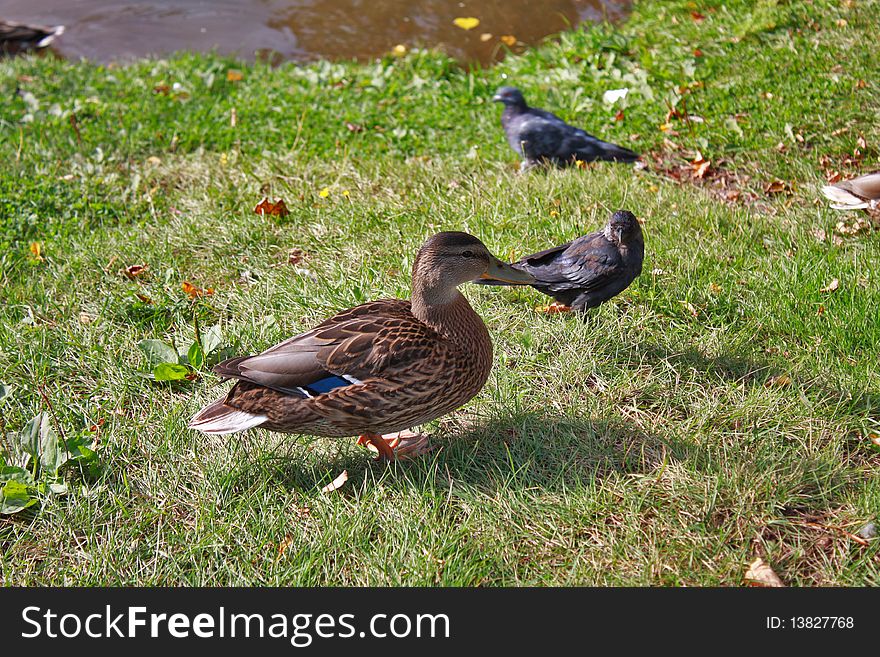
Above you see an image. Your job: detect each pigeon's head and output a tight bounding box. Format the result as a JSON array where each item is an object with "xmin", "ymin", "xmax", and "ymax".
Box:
[
  {"xmin": 492, "ymin": 86, "xmax": 527, "ymax": 108},
  {"xmin": 604, "ymin": 210, "xmax": 642, "ymax": 245}
]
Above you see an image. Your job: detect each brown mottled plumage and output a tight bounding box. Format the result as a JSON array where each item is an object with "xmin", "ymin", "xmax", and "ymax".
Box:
[{"xmin": 189, "ymin": 232, "xmax": 534, "ymax": 460}]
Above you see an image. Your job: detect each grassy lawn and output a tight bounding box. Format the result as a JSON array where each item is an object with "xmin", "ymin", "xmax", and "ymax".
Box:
[{"xmin": 1, "ymin": 0, "xmax": 878, "ymax": 586}]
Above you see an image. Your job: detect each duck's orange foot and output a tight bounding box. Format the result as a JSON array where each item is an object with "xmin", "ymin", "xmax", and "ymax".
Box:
[
  {"xmin": 356, "ymin": 430, "xmax": 431, "ymax": 461},
  {"xmin": 536, "ymin": 301, "xmax": 573, "ymax": 314}
]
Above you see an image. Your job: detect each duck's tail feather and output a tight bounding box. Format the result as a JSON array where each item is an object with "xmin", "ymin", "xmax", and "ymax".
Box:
[
  {"xmin": 188, "ymin": 397, "xmax": 268, "ymax": 435},
  {"xmin": 821, "ymin": 185, "xmax": 869, "ymax": 209}
]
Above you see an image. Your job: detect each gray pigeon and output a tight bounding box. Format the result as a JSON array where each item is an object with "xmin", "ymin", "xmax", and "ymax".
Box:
[
  {"xmin": 492, "ymin": 86, "xmax": 640, "ymax": 171},
  {"xmin": 476, "ymin": 210, "xmax": 644, "ymax": 313}
]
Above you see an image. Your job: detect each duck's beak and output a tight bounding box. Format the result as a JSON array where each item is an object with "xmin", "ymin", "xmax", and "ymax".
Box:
[{"xmin": 477, "ymin": 257, "xmax": 535, "ymax": 285}]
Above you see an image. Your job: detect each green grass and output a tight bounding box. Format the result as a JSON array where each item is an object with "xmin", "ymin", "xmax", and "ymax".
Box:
[{"xmin": 1, "ymin": 0, "xmax": 879, "ymax": 586}]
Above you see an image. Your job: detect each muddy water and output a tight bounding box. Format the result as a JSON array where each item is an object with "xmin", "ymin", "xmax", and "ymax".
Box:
[{"xmin": 3, "ymin": 0, "xmax": 629, "ymax": 65}]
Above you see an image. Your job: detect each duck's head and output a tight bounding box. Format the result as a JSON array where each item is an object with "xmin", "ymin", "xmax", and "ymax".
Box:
[
  {"xmin": 413, "ymin": 232, "xmax": 534, "ymax": 304},
  {"xmin": 492, "ymin": 86, "xmax": 527, "ymax": 109},
  {"xmin": 604, "ymin": 210, "xmax": 642, "ymax": 245}
]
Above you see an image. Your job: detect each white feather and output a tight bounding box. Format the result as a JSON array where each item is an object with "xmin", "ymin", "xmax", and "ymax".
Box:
[
  {"xmin": 188, "ymin": 408, "xmax": 268, "ymax": 435},
  {"xmin": 821, "ymin": 185, "xmax": 867, "ymax": 208}
]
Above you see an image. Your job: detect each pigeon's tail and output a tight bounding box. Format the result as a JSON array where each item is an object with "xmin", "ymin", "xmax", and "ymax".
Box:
[
  {"xmin": 189, "ymin": 397, "xmax": 268, "ymax": 435},
  {"xmin": 581, "ymin": 140, "xmax": 640, "ymax": 163}
]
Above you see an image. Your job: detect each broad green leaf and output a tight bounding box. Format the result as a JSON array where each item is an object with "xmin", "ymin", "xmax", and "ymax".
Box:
[
  {"xmin": 39, "ymin": 417, "xmax": 66, "ymax": 475},
  {"xmin": 201, "ymin": 324, "xmax": 223, "ymax": 355},
  {"xmin": 17, "ymin": 413, "xmax": 46, "ymax": 462},
  {"xmin": 187, "ymin": 342, "xmax": 205, "ymax": 369},
  {"xmin": 153, "ymin": 363, "xmax": 190, "ymax": 381},
  {"xmin": 63, "ymin": 434, "xmax": 98, "ymax": 463},
  {"xmin": 0, "ymin": 480, "xmax": 37, "ymax": 514},
  {"xmin": 138, "ymin": 339, "xmax": 179, "ymax": 367},
  {"xmin": 0, "ymin": 465, "xmax": 35, "ymax": 486}
]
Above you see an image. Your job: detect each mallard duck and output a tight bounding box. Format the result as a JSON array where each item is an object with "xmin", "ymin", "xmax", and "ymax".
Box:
[
  {"xmin": 475, "ymin": 210, "xmax": 644, "ymax": 313},
  {"xmin": 189, "ymin": 232, "xmax": 534, "ymax": 460},
  {"xmin": 492, "ymin": 86, "xmax": 640, "ymax": 171},
  {"xmin": 0, "ymin": 20, "xmax": 64, "ymax": 56},
  {"xmin": 821, "ymin": 171, "xmax": 880, "ymax": 211}
]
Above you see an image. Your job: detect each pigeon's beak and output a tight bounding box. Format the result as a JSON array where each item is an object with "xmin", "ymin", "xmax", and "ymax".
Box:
[
  {"xmin": 492, "ymin": 93, "xmax": 504, "ymax": 103},
  {"xmin": 476, "ymin": 257, "xmax": 535, "ymax": 285}
]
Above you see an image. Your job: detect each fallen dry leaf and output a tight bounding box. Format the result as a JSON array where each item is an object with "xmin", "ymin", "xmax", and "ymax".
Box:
[
  {"xmin": 764, "ymin": 374, "xmax": 792, "ymax": 388},
  {"xmin": 123, "ymin": 264, "xmax": 148, "ymax": 280},
  {"xmin": 691, "ymin": 153, "xmax": 711, "ymax": 179},
  {"xmin": 452, "ymin": 17, "xmax": 480, "ymax": 30},
  {"xmin": 321, "ymin": 470, "xmax": 349, "ymax": 494},
  {"xmin": 614, "ymin": 110, "xmax": 625, "ymax": 122},
  {"xmin": 181, "ymin": 281, "xmax": 214, "ymax": 299},
  {"xmin": 819, "ymin": 278, "xmax": 840, "ymax": 294},
  {"xmin": 135, "ymin": 293, "xmax": 154, "ymax": 304},
  {"xmin": 691, "ymin": 11, "xmax": 706, "ymax": 22},
  {"xmin": 745, "ymin": 557, "xmax": 784, "ymax": 587},
  {"xmin": 500, "ymin": 35, "xmax": 517, "ymax": 47},
  {"xmin": 288, "ymin": 248, "xmax": 305, "ymax": 266},
  {"xmin": 764, "ymin": 180, "xmax": 791, "ymax": 194},
  {"xmin": 253, "ymin": 197, "xmax": 290, "ymax": 217},
  {"xmin": 479, "ymin": 32, "xmax": 493, "ymax": 42},
  {"xmin": 345, "ymin": 121, "xmax": 364, "ymax": 133},
  {"xmin": 226, "ymin": 69, "xmax": 243, "ymax": 82}
]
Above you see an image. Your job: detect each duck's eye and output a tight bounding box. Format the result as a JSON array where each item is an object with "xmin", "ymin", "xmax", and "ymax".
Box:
[{"xmin": 461, "ymin": 250, "xmax": 474, "ymax": 258}]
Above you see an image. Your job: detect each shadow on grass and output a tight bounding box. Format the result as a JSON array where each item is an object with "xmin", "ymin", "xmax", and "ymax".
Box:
[{"xmin": 214, "ymin": 409, "xmax": 704, "ymax": 496}]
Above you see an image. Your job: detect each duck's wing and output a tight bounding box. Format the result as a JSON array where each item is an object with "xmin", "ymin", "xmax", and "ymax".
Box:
[{"xmin": 212, "ymin": 299, "xmax": 446, "ymax": 396}]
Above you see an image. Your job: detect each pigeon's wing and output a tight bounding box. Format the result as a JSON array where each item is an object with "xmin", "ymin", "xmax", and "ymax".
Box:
[
  {"xmin": 555, "ymin": 126, "xmax": 640, "ymax": 163},
  {"xmin": 519, "ymin": 234, "xmax": 624, "ymax": 292},
  {"xmin": 514, "ymin": 115, "xmax": 569, "ymax": 161}
]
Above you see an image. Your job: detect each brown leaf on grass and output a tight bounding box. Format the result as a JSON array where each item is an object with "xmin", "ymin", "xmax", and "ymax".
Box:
[
  {"xmin": 856, "ymin": 79, "xmax": 867, "ymax": 89},
  {"xmin": 819, "ymin": 278, "xmax": 840, "ymax": 294},
  {"xmin": 500, "ymin": 35, "xmax": 517, "ymax": 47},
  {"xmin": 764, "ymin": 374, "xmax": 792, "ymax": 388},
  {"xmin": 153, "ymin": 84, "xmax": 170, "ymax": 95},
  {"xmin": 691, "ymin": 152, "xmax": 711, "ymax": 179},
  {"xmin": 124, "ymin": 264, "xmax": 148, "ymax": 280},
  {"xmin": 857, "ymin": 135, "xmax": 868, "ymax": 150},
  {"xmin": 276, "ymin": 535, "xmax": 293, "ymax": 559},
  {"xmin": 690, "ymin": 11, "xmax": 706, "ymax": 21},
  {"xmin": 825, "ymin": 170, "xmax": 842, "ymax": 183},
  {"xmin": 764, "ymin": 180, "xmax": 791, "ymax": 194},
  {"xmin": 254, "ymin": 197, "xmax": 290, "ymax": 217},
  {"xmin": 226, "ymin": 69, "xmax": 244, "ymax": 82},
  {"xmin": 614, "ymin": 110, "xmax": 625, "ymax": 122},
  {"xmin": 321, "ymin": 470, "xmax": 349, "ymax": 494},
  {"xmin": 135, "ymin": 293, "xmax": 154, "ymax": 304},
  {"xmin": 182, "ymin": 281, "xmax": 214, "ymax": 299},
  {"xmin": 345, "ymin": 121, "xmax": 364, "ymax": 133},
  {"xmin": 288, "ymin": 248, "xmax": 305, "ymax": 266},
  {"xmin": 869, "ymin": 433, "xmax": 880, "ymax": 450},
  {"xmin": 745, "ymin": 557, "xmax": 784, "ymax": 587}
]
